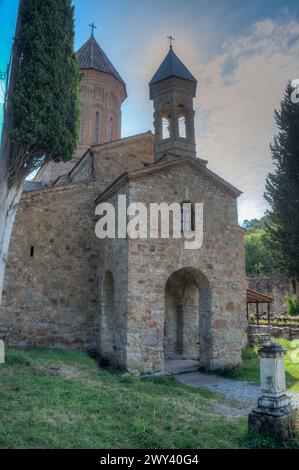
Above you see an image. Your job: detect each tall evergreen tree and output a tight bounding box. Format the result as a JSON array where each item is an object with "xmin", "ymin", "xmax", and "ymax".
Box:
[
  {"xmin": 0, "ymin": 0, "xmax": 80, "ymax": 305},
  {"xmin": 264, "ymin": 82, "xmax": 299, "ymax": 297}
]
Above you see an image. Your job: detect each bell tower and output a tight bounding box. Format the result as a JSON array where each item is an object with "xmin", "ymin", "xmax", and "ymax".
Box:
[{"xmin": 149, "ymin": 44, "xmax": 197, "ymax": 161}]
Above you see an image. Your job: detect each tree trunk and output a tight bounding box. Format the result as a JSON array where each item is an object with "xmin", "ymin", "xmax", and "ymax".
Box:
[
  {"xmin": 0, "ymin": 179, "xmax": 23, "ymax": 306},
  {"xmin": 296, "ymin": 280, "xmax": 299, "ymax": 303}
]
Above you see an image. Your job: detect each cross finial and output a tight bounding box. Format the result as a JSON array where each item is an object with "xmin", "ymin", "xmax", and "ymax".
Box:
[
  {"xmin": 89, "ymin": 23, "xmax": 97, "ymax": 38},
  {"xmin": 167, "ymin": 35, "xmax": 175, "ymax": 48}
]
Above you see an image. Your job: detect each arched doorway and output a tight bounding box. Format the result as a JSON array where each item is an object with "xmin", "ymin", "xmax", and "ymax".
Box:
[
  {"xmin": 164, "ymin": 267, "xmax": 211, "ymax": 372},
  {"xmin": 100, "ymin": 271, "xmax": 116, "ymax": 364}
]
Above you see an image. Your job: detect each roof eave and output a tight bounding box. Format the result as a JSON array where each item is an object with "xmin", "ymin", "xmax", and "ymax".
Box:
[{"xmin": 149, "ymin": 75, "xmax": 197, "ymax": 87}]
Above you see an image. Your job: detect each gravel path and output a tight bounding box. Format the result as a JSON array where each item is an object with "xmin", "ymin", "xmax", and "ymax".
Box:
[{"xmin": 176, "ymin": 371, "xmax": 299, "ymax": 419}]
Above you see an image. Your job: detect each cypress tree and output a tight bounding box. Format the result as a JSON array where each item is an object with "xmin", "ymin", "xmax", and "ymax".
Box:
[
  {"xmin": 264, "ymin": 82, "xmax": 299, "ymax": 296},
  {"xmin": 0, "ymin": 0, "xmax": 80, "ymax": 305}
]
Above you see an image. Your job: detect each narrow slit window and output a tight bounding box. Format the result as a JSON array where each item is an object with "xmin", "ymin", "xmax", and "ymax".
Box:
[
  {"xmin": 191, "ymin": 204, "xmax": 195, "ymax": 231},
  {"xmin": 109, "ymin": 117, "xmax": 113, "ymax": 141},
  {"xmin": 181, "ymin": 202, "xmax": 195, "ymax": 232},
  {"xmin": 94, "ymin": 111, "xmax": 101, "ymax": 144},
  {"xmin": 30, "ymin": 246, "xmax": 35, "ymax": 258}
]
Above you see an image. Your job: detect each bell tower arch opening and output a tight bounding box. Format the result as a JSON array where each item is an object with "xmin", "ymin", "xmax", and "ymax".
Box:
[{"xmin": 178, "ymin": 104, "xmax": 187, "ymax": 139}]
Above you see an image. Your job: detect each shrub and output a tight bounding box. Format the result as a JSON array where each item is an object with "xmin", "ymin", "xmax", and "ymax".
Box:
[{"xmin": 286, "ymin": 295, "xmax": 299, "ymax": 316}]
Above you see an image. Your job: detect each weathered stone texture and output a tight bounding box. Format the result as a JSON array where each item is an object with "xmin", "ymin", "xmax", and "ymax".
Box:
[
  {"xmin": 1, "ymin": 150, "xmax": 247, "ymax": 374},
  {"xmin": 95, "ymin": 161, "xmax": 247, "ymax": 373},
  {"xmin": 0, "ymin": 182, "xmax": 99, "ymax": 350},
  {"xmin": 1, "ymin": 41, "xmax": 247, "ymax": 375},
  {"xmin": 95, "ymin": 189, "xmax": 130, "ymax": 369},
  {"xmin": 1, "ymin": 134, "xmax": 154, "ymax": 352},
  {"xmin": 71, "ymin": 133, "xmax": 154, "ymax": 188},
  {"xmin": 248, "ymin": 410, "xmax": 297, "ymax": 442}
]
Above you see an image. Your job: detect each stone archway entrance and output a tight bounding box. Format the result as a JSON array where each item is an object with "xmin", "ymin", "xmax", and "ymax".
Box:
[{"xmin": 164, "ymin": 267, "xmax": 211, "ymax": 373}]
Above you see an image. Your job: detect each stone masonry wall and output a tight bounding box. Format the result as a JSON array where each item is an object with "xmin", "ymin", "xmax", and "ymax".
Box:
[
  {"xmin": 108, "ymin": 162, "xmax": 247, "ymax": 373},
  {"xmin": 1, "ymin": 134, "xmax": 154, "ymax": 351},
  {"xmin": 1, "ymin": 136, "xmax": 247, "ymax": 374},
  {"xmin": 0, "ymin": 182, "xmax": 100, "ymax": 350},
  {"xmin": 91, "ymin": 133, "xmax": 154, "ymax": 188},
  {"xmin": 59, "ymin": 132, "xmax": 154, "ymax": 188},
  {"xmin": 95, "ymin": 188, "xmax": 130, "ymax": 369}
]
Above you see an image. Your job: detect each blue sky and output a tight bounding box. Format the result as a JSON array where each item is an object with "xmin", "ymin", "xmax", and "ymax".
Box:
[{"xmin": 0, "ymin": 0, "xmax": 299, "ymax": 222}]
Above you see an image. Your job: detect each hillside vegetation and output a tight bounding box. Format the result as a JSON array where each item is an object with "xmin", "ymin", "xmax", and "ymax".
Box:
[{"xmin": 0, "ymin": 347, "xmax": 298, "ymax": 449}]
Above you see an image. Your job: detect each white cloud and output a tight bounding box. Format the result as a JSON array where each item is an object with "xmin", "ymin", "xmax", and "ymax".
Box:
[{"xmin": 195, "ymin": 19, "xmax": 299, "ymax": 223}]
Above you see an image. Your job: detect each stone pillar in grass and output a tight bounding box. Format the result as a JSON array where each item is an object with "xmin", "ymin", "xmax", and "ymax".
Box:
[
  {"xmin": 0, "ymin": 339, "xmax": 4, "ymax": 364},
  {"xmin": 248, "ymin": 342, "xmax": 296, "ymax": 442},
  {"xmin": 0, "ymin": 327, "xmax": 9, "ymax": 364}
]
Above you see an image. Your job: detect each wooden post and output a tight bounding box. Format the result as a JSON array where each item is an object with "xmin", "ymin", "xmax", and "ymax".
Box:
[
  {"xmin": 256, "ymin": 302, "xmax": 259, "ymax": 325},
  {"xmin": 267, "ymin": 302, "xmax": 270, "ymax": 325},
  {"xmin": 246, "ymin": 302, "xmax": 249, "ymax": 321}
]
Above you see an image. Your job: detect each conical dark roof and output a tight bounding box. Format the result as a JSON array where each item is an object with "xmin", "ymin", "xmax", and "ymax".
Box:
[
  {"xmin": 149, "ymin": 46, "xmax": 197, "ymax": 86},
  {"xmin": 77, "ymin": 37, "xmax": 126, "ymax": 91}
]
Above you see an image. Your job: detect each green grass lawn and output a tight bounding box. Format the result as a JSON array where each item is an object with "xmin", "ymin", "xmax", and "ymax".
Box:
[
  {"xmin": 0, "ymin": 347, "xmax": 298, "ymax": 449},
  {"xmin": 214, "ymin": 339, "xmax": 299, "ymax": 392}
]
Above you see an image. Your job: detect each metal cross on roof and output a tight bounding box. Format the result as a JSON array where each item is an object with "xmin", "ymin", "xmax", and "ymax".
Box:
[
  {"xmin": 89, "ymin": 22, "xmax": 97, "ymax": 38},
  {"xmin": 167, "ymin": 35, "xmax": 175, "ymax": 47}
]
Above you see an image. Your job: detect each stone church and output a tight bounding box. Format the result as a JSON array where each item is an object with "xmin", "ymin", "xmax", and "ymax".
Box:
[{"xmin": 0, "ymin": 33, "xmax": 247, "ymax": 374}]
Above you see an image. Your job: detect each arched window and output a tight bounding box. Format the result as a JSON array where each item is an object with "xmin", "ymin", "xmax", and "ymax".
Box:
[
  {"xmin": 178, "ymin": 115, "xmax": 187, "ymax": 138},
  {"xmin": 160, "ymin": 103, "xmax": 171, "ymax": 140},
  {"xmin": 178, "ymin": 105, "xmax": 187, "ymax": 139},
  {"xmin": 94, "ymin": 111, "xmax": 101, "ymax": 144},
  {"xmin": 109, "ymin": 117, "xmax": 114, "ymax": 141},
  {"xmin": 162, "ymin": 115, "xmax": 171, "ymax": 140},
  {"xmin": 181, "ymin": 201, "xmax": 195, "ymax": 233}
]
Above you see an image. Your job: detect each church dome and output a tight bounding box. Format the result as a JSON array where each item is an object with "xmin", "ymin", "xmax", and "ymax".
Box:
[
  {"xmin": 77, "ymin": 37, "xmax": 127, "ymax": 94},
  {"xmin": 149, "ymin": 46, "xmax": 197, "ymax": 86}
]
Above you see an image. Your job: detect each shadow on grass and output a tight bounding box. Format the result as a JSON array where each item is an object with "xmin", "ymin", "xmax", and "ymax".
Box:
[{"xmin": 240, "ymin": 430, "xmax": 299, "ymax": 449}]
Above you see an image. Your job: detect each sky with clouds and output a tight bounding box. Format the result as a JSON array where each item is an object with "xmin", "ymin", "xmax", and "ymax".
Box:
[{"xmin": 0, "ymin": 0, "xmax": 298, "ymax": 223}]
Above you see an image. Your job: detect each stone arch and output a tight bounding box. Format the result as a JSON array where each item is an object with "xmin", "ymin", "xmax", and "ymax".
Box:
[
  {"xmin": 100, "ymin": 270, "xmax": 116, "ymax": 364},
  {"xmin": 164, "ymin": 267, "xmax": 211, "ymax": 368}
]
